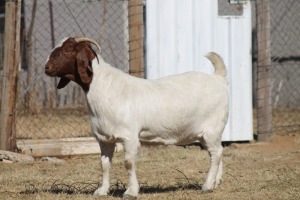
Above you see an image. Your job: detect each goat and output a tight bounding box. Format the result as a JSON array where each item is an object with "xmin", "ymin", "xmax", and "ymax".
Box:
[{"xmin": 45, "ymin": 36, "xmax": 229, "ymax": 199}]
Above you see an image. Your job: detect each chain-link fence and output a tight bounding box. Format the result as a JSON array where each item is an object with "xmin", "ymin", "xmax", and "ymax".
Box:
[
  {"xmin": 269, "ymin": 0, "xmax": 300, "ymax": 135},
  {"xmin": 0, "ymin": 0, "xmax": 299, "ymax": 142},
  {"xmin": 252, "ymin": 0, "xmax": 300, "ymax": 136},
  {"xmin": 1, "ymin": 0, "xmax": 130, "ymax": 139}
]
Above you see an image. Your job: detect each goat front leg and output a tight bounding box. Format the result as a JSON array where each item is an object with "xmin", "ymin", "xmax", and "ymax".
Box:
[
  {"xmin": 122, "ymin": 138, "xmax": 140, "ymax": 199},
  {"xmin": 94, "ymin": 141, "xmax": 115, "ymax": 196}
]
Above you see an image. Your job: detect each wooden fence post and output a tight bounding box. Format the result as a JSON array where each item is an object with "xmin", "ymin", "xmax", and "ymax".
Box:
[
  {"xmin": 256, "ymin": 0, "xmax": 272, "ymax": 141},
  {"xmin": 0, "ymin": 0, "xmax": 22, "ymax": 151},
  {"xmin": 128, "ymin": 0, "xmax": 144, "ymax": 78},
  {"xmin": 25, "ymin": 0, "xmax": 40, "ymax": 113}
]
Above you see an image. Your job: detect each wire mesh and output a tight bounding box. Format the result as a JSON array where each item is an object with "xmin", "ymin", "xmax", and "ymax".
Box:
[
  {"xmin": 0, "ymin": 0, "xmax": 299, "ymax": 141},
  {"xmin": 1, "ymin": 0, "xmax": 129, "ymax": 139},
  {"xmin": 269, "ymin": 0, "xmax": 300, "ymax": 134}
]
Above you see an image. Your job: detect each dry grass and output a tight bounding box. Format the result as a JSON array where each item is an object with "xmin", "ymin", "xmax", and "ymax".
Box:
[
  {"xmin": 272, "ymin": 108, "xmax": 300, "ymax": 134},
  {"xmin": 253, "ymin": 108, "xmax": 300, "ymax": 135},
  {"xmin": 1, "ymin": 134, "xmax": 300, "ymax": 200}
]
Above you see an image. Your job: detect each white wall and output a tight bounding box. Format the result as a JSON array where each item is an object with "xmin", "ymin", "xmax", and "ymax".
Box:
[{"xmin": 146, "ymin": 0, "xmax": 253, "ymax": 141}]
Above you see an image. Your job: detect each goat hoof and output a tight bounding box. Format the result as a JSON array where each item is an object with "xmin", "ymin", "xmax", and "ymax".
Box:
[
  {"xmin": 215, "ymin": 179, "xmax": 222, "ymax": 188},
  {"xmin": 93, "ymin": 188, "xmax": 108, "ymax": 196},
  {"xmin": 123, "ymin": 194, "xmax": 137, "ymax": 200},
  {"xmin": 201, "ymin": 185, "xmax": 214, "ymax": 193},
  {"xmin": 201, "ymin": 189, "xmax": 213, "ymax": 194}
]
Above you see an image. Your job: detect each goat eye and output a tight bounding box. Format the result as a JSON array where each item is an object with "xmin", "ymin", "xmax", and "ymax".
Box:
[
  {"xmin": 63, "ymin": 45, "xmax": 74, "ymax": 55},
  {"xmin": 64, "ymin": 50, "xmax": 72, "ymax": 55}
]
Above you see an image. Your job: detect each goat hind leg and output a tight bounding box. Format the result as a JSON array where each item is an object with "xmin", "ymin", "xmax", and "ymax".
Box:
[
  {"xmin": 215, "ymin": 157, "xmax": 223, "ymax": 188},
  {"xmin": 202, "ymin": 143, "xmax": 223, "ymax": 192}
]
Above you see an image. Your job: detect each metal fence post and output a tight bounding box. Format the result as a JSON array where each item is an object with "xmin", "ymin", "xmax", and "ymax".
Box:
[
  {"xmin": 0, "ymin": 0, "xmax": 21, "ymax": 151},
  {"xmin": 128, "ymin": 0, "xmax": 144, "ymax": 78},
  {"xmin": 256, "ymin": 0, "xmax": 272, "ymax": 141}
]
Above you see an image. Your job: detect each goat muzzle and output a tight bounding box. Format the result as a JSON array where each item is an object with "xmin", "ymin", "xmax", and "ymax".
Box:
[{"xmin": 45, "ymin": 63, "xmax": 56, "ymax": 77}]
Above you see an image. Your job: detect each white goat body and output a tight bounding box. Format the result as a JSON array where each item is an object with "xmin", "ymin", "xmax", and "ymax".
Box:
[
  {"xmin": 88, "ymin": 55, "xmax": 227, "ymax": 147},
  {"xmin": 88, "ymin": 53, "xmax": 228, "ymax": 198},
  {"xmin": 45, "ymin": 37, "xmax": 228, "ymax": 199}
]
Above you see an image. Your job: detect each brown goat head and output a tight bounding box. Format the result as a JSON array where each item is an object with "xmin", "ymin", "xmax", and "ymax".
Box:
[{"xmin": 45, "ymin": 36, "xmax": 101, "ymax": 91}]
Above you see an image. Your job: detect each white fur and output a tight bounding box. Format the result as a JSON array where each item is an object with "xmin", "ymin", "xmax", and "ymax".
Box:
[{"xmin": 87, "ymin": 53, "xmax": 229, "ymax": 197}]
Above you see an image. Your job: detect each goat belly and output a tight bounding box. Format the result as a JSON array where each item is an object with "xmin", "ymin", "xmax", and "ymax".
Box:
[{"xmin": 138, "ymin": 130, "xmax": 200, "ymax": 146}]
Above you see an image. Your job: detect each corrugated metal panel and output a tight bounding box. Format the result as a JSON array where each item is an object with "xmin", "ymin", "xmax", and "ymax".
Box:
[{"xmin": 146, "ymin": 0, "xmax": 253, "ymax": 141}]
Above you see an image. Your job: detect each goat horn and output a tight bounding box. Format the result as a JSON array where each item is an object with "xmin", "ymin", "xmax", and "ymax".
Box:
[{"xmin": 73, "ymin": 36, "xmax": 102, "ymax": 53}]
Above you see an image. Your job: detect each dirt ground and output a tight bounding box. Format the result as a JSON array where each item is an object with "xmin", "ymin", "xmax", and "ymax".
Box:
[{"xmin": 0, "ymin": 134, "xmax": 299, "ymax": 200}]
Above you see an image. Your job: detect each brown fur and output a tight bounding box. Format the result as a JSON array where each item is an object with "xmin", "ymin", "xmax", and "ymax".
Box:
[{"xmin": 45, "ymin": 37, "xmax": 97, "ymax": 92}]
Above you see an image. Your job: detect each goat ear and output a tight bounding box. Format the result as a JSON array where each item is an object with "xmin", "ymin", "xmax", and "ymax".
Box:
[
  {"xmin": 76, "ymin": 48, "xmax": 93, "ymax": 84},
  {"xmin": 57, "ymin": 77, "xmax": 71, "ymax": 89}
]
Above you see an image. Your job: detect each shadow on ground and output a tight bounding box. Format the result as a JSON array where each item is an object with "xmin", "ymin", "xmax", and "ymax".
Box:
[{"xmin": 21, "ymin": 181, "xmax": 202, "ymax": 198}]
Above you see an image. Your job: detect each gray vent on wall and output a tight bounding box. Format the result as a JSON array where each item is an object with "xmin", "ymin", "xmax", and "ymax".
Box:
[{"xmin": 218, "ymin": 0, "xmax": 244, "ymax": 16}]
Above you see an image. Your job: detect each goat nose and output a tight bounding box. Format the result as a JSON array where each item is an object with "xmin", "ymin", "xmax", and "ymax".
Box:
[
  {"xmin": 45, "ymin": 63, "xmax": 52, "ymax": 70},
  {"xmin": 45, "ymin": 65, "xmax": 50, "ymax": 71},
  {"xmin": 45, "ymin": 63, "xmax": 53, "ymax": 75}
]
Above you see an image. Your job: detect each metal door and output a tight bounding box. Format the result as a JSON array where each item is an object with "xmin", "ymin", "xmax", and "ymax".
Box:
[{"xmin": 146, "ymin": 0, "xmax": 253, "ymax": 141}]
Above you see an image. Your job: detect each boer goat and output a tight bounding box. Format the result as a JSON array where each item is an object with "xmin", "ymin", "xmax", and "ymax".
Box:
[{"xmin": 45, "ymin": 36, "xmax": 229, "ymax": 199}]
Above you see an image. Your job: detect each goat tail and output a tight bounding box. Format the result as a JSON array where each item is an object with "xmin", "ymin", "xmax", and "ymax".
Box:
[{"xmin": 206, "ymin": 52, "xmax": 227, "ymax": 77}]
